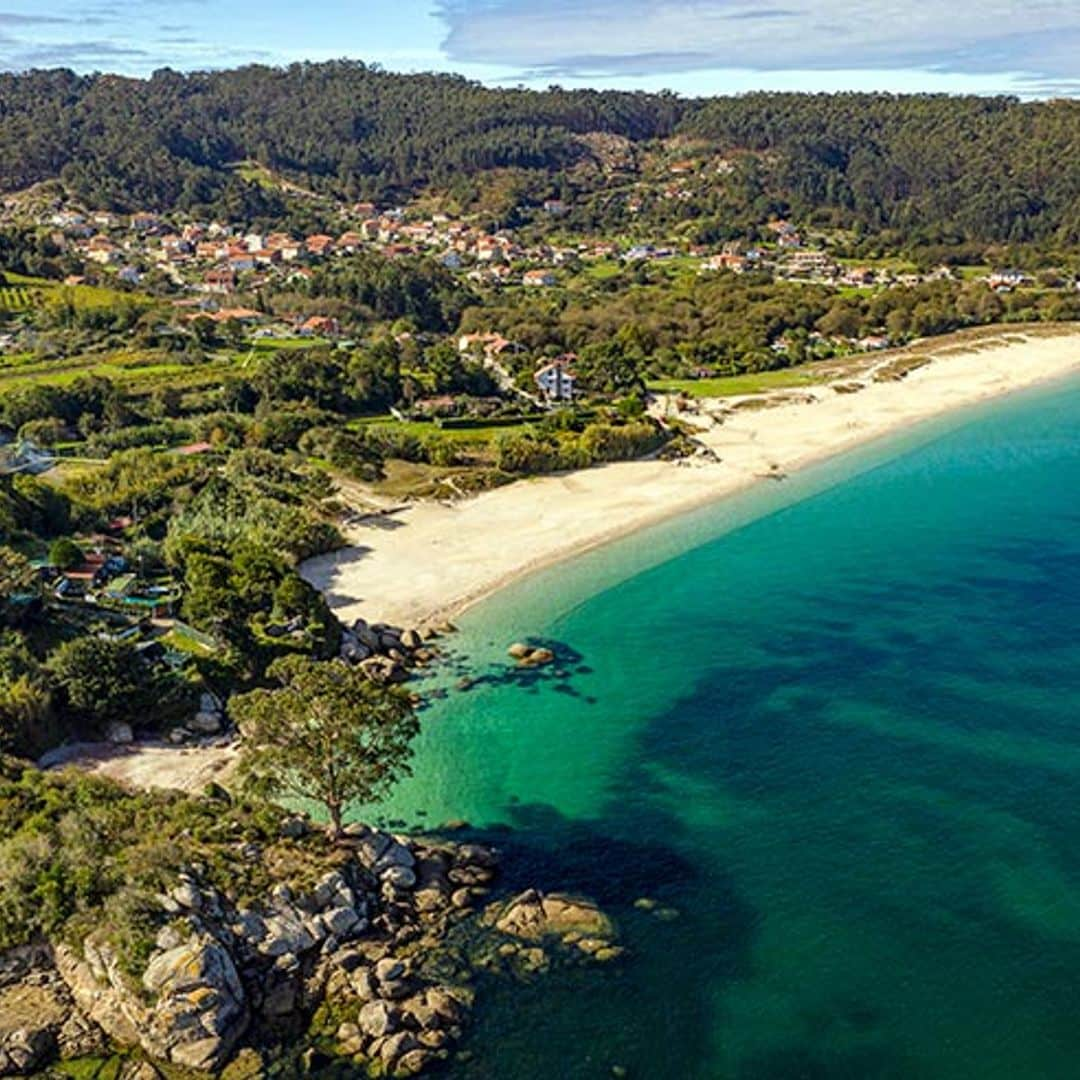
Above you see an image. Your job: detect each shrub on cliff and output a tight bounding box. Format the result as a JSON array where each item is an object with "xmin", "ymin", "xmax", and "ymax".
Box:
[{"xmin": 0, "ymin": 761, "xmax": 301, "ymax": 971}]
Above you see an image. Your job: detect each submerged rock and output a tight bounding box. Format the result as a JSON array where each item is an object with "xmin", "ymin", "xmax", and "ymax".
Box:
[
  {"xmin": 506, "ymin": 643, "xmax": 556, "ymax": 667},
  {"xmin": 520, "ymin": 647, "xmax": 555, "ymax": 668},
  {"xmin": 491, "ymin": 890, "xmax": 616, "ymax": 942}
]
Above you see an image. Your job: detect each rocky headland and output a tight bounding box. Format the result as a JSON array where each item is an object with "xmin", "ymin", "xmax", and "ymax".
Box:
[
  {"xmin": 7, "ymin": 620, "xmax": 621, "ymax": 1079},
  {"xmin": 0, "ymin": 813, "xmax": 620, "ymax": 1079}
]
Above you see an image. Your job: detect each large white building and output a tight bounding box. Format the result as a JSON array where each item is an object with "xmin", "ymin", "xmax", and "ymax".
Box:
[{"xmin": 534, "ymin": 357, "xmax": 576, "ymax": 402}]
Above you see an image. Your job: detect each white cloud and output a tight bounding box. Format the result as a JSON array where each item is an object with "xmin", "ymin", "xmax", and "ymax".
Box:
[{"xmin": 435, "ymin": 0, "xmax": 1080, "ymax": 88}]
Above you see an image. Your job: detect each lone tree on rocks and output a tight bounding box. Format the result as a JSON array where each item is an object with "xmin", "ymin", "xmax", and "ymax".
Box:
[{"xmin": 232, "ymin": 655, "xmax": 419, "ymax": 839}]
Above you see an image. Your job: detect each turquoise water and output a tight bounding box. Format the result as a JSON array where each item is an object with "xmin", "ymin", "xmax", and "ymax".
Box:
[{"xmin": 367, "ymin": 374, "xmax": 1080, "ymax": 1079}]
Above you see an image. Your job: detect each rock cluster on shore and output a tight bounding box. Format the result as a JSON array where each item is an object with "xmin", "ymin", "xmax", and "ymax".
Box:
[
  {"xmin": 0, "ymin": 945, "xmax": 106, "ymax": 1075},
  {"xmin": 339, "ymin": 618, "xmax": 456, "ymax": 685},
  {"xmin": 167, "ymin": 690, "xmax": 229, "ymax": 746},
  {"xmin": 0, "ymin": 823, "xmax": 620, "ymax": 1078},
  {"xmin": 155, "ymin": 620, "xmax": 457, "ymax": 751}
]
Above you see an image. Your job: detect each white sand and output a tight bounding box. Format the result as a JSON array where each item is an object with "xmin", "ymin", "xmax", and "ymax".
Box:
[
  {"xmin": 307, "ymin": 328, "xmax": 1080, "ymax": 630},
  {"xmin": 40, "ymin": 740, "xmax": 240, "ymax": 794},
  {"xmin": 44, "ymin": 329, "xmax": 1080, "ymax": 796}
]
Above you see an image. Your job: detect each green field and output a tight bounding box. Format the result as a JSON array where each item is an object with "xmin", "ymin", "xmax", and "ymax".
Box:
[
  {"xmin": 348, "ymin": 415, "xmax": 538, "ymax": 444},
  {"xmin": 648, "ymin": 365, "xmax": 832, "ymax": 398},
  {"xmin": 241, "ymin": 336, "xmax": 331, "ymax": 356},
  {"xmin": 0, "ymin": 272, "xmax": 50, "ymax": 313},
  {"xmin": 226, "ymin": 159, "xmax": 279, "ymax": 190},
  {"xmin": 0, "ymin": 329, "xmax": 327, "ymax": 398},
  {"xmin": 0, "ymin": 348, "xmax": 231, "ymax": 395},
  {"xmin": 1, "ymin": 271, "xmax": 153, "ymax": 320},
  {"xmin": 578, "ymin": 260, "xmax": 625, "ymax": 282},
  {"xmin": 835, "ymin": 255, "xmax": 920, "ymax": 274}
]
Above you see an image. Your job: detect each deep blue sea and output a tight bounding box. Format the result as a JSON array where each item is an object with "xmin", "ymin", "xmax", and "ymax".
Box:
[{"xmin": 363, "ymin": 372, "xmax": 1080, "ymax": 1079}]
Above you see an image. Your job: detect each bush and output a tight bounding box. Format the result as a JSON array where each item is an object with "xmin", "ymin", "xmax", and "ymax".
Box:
[
  {"xmin": 18, "ymin": 417, "xmax": 68, "ymax": 447},
  {"xmin": 47, "ymin": 636, "xmax": 193, "ymax": 737},
  {"xmin": 364, "ymin": 425, "xmax": 427, "ymax": 463},
  {"xmin": 86, "ymin": 420, "xmax": 194, "ymax": 454},
  {"xmin": 493, "ymin": 431, "xmax": 562, "ymax": 474},
  {"xmin": 48, "ymin": 537, "xmax": 84, "ymax": 570},
  {"xmin": 494, "ymin": 419, "xmax": 667, "ymax": 475},
  {"xmin": 0, "ymin": 639, "xmax": 57, "ymax": 759},
  {"xmin": 297, "ymin": 426, "xmax": 384, "ymax": 481},
  {"xmin": 0, "ymin": 761, "xmax": 293, "ymax": 963}
]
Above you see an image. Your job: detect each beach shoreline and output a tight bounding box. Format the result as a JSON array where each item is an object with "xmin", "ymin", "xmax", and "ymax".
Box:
[
  {"xmin": 44, "ymin": 325, "xmax": 1080, "ymax": 794},
  {"xmin": 302, "ymin": 325, "xmax": 1080, "ymax": 631}
]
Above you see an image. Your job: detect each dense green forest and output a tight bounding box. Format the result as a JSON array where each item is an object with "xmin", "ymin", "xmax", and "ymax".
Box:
[
  {"xmin": 1, "ymin": 63, "xmax": 1078, "ymax": 247},
  {"xmin": 0, "ymin": 64, "xmax": 682, "ymax": 213},
  {"xmin": 682, "ymin": 94, "xmax": 1080, "ymax": 245}
]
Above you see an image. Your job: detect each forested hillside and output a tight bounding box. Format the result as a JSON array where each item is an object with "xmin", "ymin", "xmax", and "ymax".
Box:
[
  {"xmin": 682, "ymin": 93, "xmax": 1080, "ymax": 245},
  {"xmin": 0, "ymin": 63, "xmax": 684, "ymax": 213},
  {"xmin": 0, "ymin": 63, "xmax": 1078, "ymax": 248}
]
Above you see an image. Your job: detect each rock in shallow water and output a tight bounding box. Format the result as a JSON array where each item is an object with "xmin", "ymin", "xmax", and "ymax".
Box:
[{"xmin": 492, "ymin": 890, "xmax": 616, "ymax": 942}]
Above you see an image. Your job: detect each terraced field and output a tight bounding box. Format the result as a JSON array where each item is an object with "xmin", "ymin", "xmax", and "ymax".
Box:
[
  {"xmin": 0, "ymin": 350, "xmax": 231, "ymax": 394},
  {"xmin": 0, "ymin": 271, "xmax": 154, "ymax": 318},
  {"xmin": 0, "ymin": 283, "xmax": 36, "ymax": 313},
  {"xmin": 0, "ymin": 335, "xmax": 326, "ymax": 398}
]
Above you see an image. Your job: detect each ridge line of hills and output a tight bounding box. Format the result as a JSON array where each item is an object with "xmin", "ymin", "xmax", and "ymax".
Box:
[{"xmin": 1, "ymin": 62, "xmax": 1077, "ymax": 248}]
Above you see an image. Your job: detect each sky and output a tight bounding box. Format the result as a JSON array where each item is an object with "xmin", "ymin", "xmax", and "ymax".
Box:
[{"xmin": 0, "ymin": 0, "xmax": 1077, "ymax": 97}]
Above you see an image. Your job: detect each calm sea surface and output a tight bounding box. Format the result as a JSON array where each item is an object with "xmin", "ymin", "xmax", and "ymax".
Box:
[{"xmin": 357, "ymin": 372, "xmax": 1080, "ymax": 1079}]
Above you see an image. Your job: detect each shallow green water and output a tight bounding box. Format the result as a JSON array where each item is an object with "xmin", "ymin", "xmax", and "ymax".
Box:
[{"xmin": 363, "ymin": 373, "xmax": 1080, "ymax": 1079}]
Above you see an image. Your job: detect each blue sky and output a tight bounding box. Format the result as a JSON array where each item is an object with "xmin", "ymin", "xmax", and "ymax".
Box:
[{"xmin": 0, "ymin": 0, "xmax": 1077, "ymax": 97}]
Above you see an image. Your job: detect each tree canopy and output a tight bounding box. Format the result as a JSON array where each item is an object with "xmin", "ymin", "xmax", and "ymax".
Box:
[{"xmin": 231, "ymin": 655, "xmax": 419, "ymax": 838}]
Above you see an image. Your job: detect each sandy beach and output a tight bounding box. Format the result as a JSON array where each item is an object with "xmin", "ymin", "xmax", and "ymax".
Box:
[
  {"xmin": 38, "ymin": 739, "xmax": 240, "ymax": 792},
  {"xmin": 42, "ymin": 326, "xmax": 1080, "ymax": 794},
  {"xmin": 303, "ymin": 326, "xmax": 1080, "ymax": 629}
]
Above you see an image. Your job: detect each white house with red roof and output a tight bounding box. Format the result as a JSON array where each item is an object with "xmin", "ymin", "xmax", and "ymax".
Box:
[{"xmin": 522, "ymin": 269, "xmax": 557, "ymax": 287}]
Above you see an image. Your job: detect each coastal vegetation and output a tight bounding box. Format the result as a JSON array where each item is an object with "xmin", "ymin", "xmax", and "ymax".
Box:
[{"xmin": 0, "ymin": 754, "xmax": 620, "ymax": 1076}]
